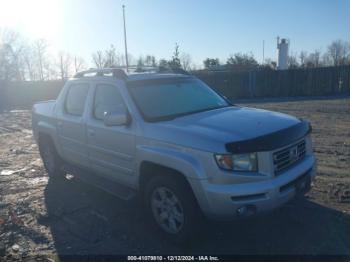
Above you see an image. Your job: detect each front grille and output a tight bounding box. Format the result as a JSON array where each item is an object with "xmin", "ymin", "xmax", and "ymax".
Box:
[{"xmin": 273, "ymin": 139, "xmax": 306, "ymax": 174}]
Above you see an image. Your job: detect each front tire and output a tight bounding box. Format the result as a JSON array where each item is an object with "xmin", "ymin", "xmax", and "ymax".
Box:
[
  {"xmin": 144, "ymin": 175, "xmax": 201, "ymax": 244},
  {"xmin": 38, "ymin": 138, "xmax": 65, "ymax": 179}
]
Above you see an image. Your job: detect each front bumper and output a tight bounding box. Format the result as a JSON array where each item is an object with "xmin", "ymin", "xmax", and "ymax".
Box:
[{"xmin": 197, "ymin": 155, "xmax": 316, "ymax": 220}]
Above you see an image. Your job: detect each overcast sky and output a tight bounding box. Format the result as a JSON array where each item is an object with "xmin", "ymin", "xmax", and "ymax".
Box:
[{"xmin": 1, "ymin": 0, "xmax": 349, "ymax": 67}]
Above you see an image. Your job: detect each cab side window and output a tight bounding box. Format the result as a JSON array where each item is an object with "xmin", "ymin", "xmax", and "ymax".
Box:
[
  {"xmin": 94, "ymin": 84, "xmax": 126, "ymax": 120},
  {"xmin": 65, "ymin": 83, "xmax": 89, "ymax": 116}
]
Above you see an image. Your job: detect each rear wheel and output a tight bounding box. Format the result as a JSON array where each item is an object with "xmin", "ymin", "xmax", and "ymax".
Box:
[
  {"xmin": 144, "ymin": 175, "xmax": 201, "ymax": 244},
  {"xmin": 38, "ymin": 138, "xmax": 65, "ymax": 179}
]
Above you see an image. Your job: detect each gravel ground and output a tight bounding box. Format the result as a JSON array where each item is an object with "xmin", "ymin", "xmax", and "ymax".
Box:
[{"xmin": 0, "ymin": 98, "xmax": 350, "ymax": 260}]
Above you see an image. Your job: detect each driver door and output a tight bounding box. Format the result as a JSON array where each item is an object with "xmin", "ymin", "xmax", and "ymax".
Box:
[{"xmin": 86, "ymin": 82, "xmax": 136, "ymax": 186}]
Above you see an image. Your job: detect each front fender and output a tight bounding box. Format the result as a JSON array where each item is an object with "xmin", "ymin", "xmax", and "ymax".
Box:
[
  {"xmin": 136, "ymin": 145, "xmax": 206, "ymax": 180},
  {"xmin": 136, "ymin": 145, "xmax": 212, "ymax": 214}
]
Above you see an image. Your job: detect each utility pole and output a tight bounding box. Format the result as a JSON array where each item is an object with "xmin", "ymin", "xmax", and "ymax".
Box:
[{"xmin": 122, "ymin": 4, "xmax": 129, "ymax": 72}]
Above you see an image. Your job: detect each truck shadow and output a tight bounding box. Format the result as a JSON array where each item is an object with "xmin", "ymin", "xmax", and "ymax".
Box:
[{"xmin": 42, "ymin": 176, "xmax": 350, "ymax": 256}]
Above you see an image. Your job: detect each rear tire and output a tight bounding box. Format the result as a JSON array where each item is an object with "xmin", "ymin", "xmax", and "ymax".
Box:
[
  {"xmin": 38, "ymin": 137, "xmax": 65, "ymax": 180},
  {"xmin": 144, "ymin": 174, "xmax": 201, "ymax": 244}
]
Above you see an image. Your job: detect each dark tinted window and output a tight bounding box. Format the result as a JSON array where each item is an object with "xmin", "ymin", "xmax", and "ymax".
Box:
[
  {"xmin": 65, "ymin": 83, "xmax": 89, "ymax": 116},
  {"xmin": 128, "ymin": 78, "xmax": 229, "ymax": 121},
  {"xmin": 94, "ymin": 84, "xmax": 125, "ymax": 120}
]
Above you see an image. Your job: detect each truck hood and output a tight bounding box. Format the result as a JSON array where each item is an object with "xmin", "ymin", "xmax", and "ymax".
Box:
[{"xmin": 145, "ymin": 106, "xmax": 304, "ymax": 153}]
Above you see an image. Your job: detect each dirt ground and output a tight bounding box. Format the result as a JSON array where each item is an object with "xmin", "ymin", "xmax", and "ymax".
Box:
[{"xmin": 0, "ymin": 97, "xmax": 350, "ymax": 260}]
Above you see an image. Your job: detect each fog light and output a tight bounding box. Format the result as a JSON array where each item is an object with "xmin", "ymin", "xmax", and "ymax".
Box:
[
  {"xmin": 237, "ymin": 206, "xmax": 247, "ymax": 216},
  {"xmin": 236, "ymin": 205, "xmax": 257, "ymax": 217}
]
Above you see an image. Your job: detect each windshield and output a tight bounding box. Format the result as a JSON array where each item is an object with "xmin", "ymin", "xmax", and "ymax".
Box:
[{"xmin": 128, "ymin": 77, "xmax": 230, "ymax": 122}]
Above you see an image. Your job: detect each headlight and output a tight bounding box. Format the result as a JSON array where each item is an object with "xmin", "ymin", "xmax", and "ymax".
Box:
[{"xmin": 215, "ymin": 153, "xmax": 258, "ymax": 172}]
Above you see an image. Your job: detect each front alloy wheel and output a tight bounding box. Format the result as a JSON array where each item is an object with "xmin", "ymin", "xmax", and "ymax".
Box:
[
  {"xmin": 144, "ymin": 175, "xmax": 202, "ymax": 243},
  {"xmin": 151, "ymin": 187, "xmax": 185, "ymax": 234}
]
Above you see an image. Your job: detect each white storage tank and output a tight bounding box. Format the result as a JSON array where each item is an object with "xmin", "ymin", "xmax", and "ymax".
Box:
[{"xmin": 277, "ymin": 37, "xmax": 289, "ymax": 70}]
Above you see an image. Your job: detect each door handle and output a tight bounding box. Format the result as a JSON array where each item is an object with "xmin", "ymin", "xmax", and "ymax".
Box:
[{"xmin": 88, "ymin": 129, "xmax": 95, "ymax": 137}]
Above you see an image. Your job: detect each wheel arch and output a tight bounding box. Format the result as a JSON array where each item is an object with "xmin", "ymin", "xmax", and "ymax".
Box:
[
  {"xmin": 37, "ymin": 131, "xmax": 62, "ymax": 160},
  {"xmin": 139, "ymin": 161, "xmax": 190, "ymax": 193},
  {"xmin": 138, "ymin": 160, "xmax": 207, "ymax": 216},
  {"xmin": 38, "ymin": 131, "xmax": 55, "ymax": 148},
  {"xmin": 136, "ymin": 145, "xmax": 209, "ymax": 212}
]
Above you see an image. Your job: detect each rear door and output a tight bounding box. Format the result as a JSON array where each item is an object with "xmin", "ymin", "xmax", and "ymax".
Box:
[
  {"xmin": 86, "ymin": 82, "xmax": 136, "ymax": 186},
  {"xmin": 56, "ymin": 82, "xmax": 90, "ymax": 167}
]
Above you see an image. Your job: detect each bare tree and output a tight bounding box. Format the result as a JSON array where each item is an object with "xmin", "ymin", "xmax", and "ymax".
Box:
[
  {"xmin": 44, "ymin": 58, "xmax": 58, "ymax": 80},
  {"xmin": 0, "ymin": 29, "xmax": 26, "ymax": 80},
  {"xmin": 92, "ymin": 50, "xmax": 105, "ymax": 68},
  {"xmin": 0, "ymin": 44, "xmax": 12, "ymax": 80},
  {"xmin": 74, "ymin": 56, "xmax": 87, "ymax": 73},
  {"xmin": 92, "ymin": 45, "xmax": 127, "ymax": 69},
  {"xmin": 322, "ymin": 53, "xmax": 332, "ymax": 66},
  {"xmin": 144, "ymin": 55, "xmax": 156, "ymax": 66},
  {"xmin": 260, "ymin": 58, "xmax": 276, "ymax": 70},
  {"xmin": 135, "ymin": 56, "xmax": 145, "ymax": 72},
  {"xmin": 9, "ymin": 44, "xmax": 25, "ymax": 80},
  {"xmin": 191, "ymin": 63, "xmax": 198, "ymax": 71},
  {"xmin": 288, "ymin": 52, "xmax": 299, "ymax": 69},
  {"xmin": 22, "ymin": 43, "xmax": 37, "ymax": 80},
  {"xmin": 58, "ymin": 52, "xmax": 73, "ymax": 80},
  {"xmin": 180, "ymin": 53, "xmax": 192, "ymax": 71},
  {"xmin": 104, "ymin": 45, "xmax": 118, "ymax": 67},
  {"xmin": 299, "ymin": 51, "xmax": 308, "ymax": 67},
  {"xmin": 306, "ymin": 50, "xmax": 321, "ymax": 68},
  {"xmin": 0, "ymin": 30, "xmax": 58, "ymax": 81},
  {"xmin": 33, "ymin": 39, "xmax": 49, "ymax": 80},
  {"xmin": 327, "ymin": 40, "xmax": 350, "ymax": 66}
]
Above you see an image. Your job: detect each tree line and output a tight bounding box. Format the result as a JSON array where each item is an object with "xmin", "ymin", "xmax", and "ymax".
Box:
[
  {"xmin": 203, "ymin": 39, "xmax": 350, "ymax": 71},
  {"xmin": 0, "ymin": 29, "xmax": 87, "ymax": 81},
  {"xmin": 1, "ymin": 27, "xmax": 350, "ymax": 81}
]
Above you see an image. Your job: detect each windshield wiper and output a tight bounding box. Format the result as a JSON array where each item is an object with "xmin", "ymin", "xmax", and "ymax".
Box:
[{"xmin": 149, "ymin": 105, "xmax": 231, "ymax": 122}]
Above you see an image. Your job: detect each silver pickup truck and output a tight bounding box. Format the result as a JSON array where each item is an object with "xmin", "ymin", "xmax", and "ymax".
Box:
[{"xmin": 32, "ymin": 68, "xmax": 316, "ymax": 242}]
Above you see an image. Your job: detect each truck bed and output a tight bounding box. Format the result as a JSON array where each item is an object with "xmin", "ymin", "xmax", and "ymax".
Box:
[{"xmin": 32, "ymin": 100, "xmax": 57, "ymax": 142}]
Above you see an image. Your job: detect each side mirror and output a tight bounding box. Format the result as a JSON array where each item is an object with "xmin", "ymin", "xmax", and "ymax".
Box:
[{"xmin": 103, "ymin": 110, "xmax": 129, "ymax": 126}]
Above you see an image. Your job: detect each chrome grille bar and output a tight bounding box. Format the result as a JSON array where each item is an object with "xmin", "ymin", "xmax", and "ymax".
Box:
[{"xmin": 273, "ymin": 139, "xmax": 306, "ymax": 174}]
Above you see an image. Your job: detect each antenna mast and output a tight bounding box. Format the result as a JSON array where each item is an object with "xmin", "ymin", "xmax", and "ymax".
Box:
[{"xmin": 122, "ymin": 5, "xmax": 129, "ymax": 72}]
